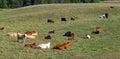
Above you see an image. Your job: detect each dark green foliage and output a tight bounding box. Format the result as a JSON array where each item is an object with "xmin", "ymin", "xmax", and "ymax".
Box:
[
  {"xmin": 31, "ymin": 0, "xmax": 35, "ymax": 5},
  {"xmin": 22, "ymin": 0, "xmax": 31, "ymax": 6},
  {"xmin": 7, "ymin": 0, "xmax": 23, "ymax": 8},
  {"xmin": 0, "ymin": 0, "xmax": 103, "ymax": 8},
  {"xmin": 0, "ymin": 0, "xmax": 8, "ymax": 8}
]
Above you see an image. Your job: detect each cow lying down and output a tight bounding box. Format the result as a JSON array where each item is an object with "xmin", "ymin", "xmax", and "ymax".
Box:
[
  {"xmin": 25, "ymin": 43, "xmax": 36, "ymax": 48},
  {"xmin": 36, "ymin": 42, "xmax": 51, "ymax": 49},
  {"xmin": 53, "ymin": 42, "xmax": 71, "ymax": 50}
]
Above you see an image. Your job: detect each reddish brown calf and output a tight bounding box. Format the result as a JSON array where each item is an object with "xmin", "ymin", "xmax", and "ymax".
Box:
[
  {"xmin": 68, "ymin": 33, "xmax": 74, "ymax": 40},
  {"xmin": 25, "ymin": 43, "xmax": 36, "ymax": 48},
  {"xmin": 54, "ymin": 42, "xmax": 71, "ymax": 50},
  {"xmin": 92, "ymin": 27, "xmax": 102, "ymax": 34},
  {"xmin": 25, "ymin": 31, "xmax": 37, "ymax": 36}
]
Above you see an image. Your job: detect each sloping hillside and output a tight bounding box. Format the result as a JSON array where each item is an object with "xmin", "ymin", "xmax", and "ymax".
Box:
[{"xmin": 0, "ymin": 3, "xmax": 120, "ymax": 59}]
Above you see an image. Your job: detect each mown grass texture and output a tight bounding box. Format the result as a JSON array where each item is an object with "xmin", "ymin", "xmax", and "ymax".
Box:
[{"xmin": 0, "ymin": 3, "xmax": 120, "ymax": 59}]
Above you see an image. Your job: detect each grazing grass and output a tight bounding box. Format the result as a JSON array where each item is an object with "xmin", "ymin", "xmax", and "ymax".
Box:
[{"xmin": 0, "ymin": 3, "xmax": 120, "ymax": 59}]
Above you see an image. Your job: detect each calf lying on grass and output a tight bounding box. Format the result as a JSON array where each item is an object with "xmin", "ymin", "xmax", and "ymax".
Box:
[
  {"xmin": 49, "ymin": 30, "xmax": 55, "ymax": 34},
  {"xmin": 84, "ymin": 34, "xmax": 91, "ymax": 39},
  {"xmin": 70, "ymin": 16, "xmax": 78, "ymax": 21},
  {"xmin": 92, "ymin": 27, "xmax": 102, "ymax": 34},
  {"xmin": 47, "ymin": 19, "xmax": 54, "ymax": 23},
  {"xmin": 61, "ymin": 17, "xmax": 67, "ymax": 21},
  {"xmin": 45, "ymin": 34, "xmax": 51, "ymax": 39},
  {"xmin": 0, "ymin": 27, "xmax": 4, "ymax": 30},
  {"xmin": 25, "ymin": 43, "xmax": 36, "ymax": 48},
  {"xmin": 63, "ymin": 31, "xmax": 74, "ymax": 37},
  {"xmin": 25, "ymin": 31, "xmax": 38, "ymax": 36},
  {"xmin": 36, "ymin": 42, "xmax": 50, "ymax": 49},
  {"xmin": 7, "ymin": 32, "xmax": 18, "ymax": 37},
  {"xmin": 110, "ymin": 6, "xmax": 114, "ymax": 8},
  {"xmin": 53, "ymin": 42, "xmax": 71, "ymax": 50},
  {"xmin": 25, "ymin": 34, "xmax": 35, "ymax": 39},
  {"xmin": 99, "ymin": 13, "xmax": 109, "ymax": 19},
  {"xmin": 68, "ymin": 33, "xmax": 75, "ymax": 40}
]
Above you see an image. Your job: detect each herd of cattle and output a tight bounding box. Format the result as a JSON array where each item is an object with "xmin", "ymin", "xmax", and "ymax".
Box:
[{"xmin": 0, "ymin": 13, "xmax": 107, "ymax": 50}]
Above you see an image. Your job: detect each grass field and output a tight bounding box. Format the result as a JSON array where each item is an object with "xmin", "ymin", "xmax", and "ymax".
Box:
[{"xmin": 0, "ymin": 3, "xmax": 120, "ymax": 59}]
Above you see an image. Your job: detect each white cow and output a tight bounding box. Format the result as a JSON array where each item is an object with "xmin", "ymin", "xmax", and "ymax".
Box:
[
  {"xmin": 99, "ymin": 13, "xmax": 109, "ymax": 19},
  {"xmin": 99, "ymin": 14, "xmax": 106, "ymax": 19},
  {"xmin": 36, "ymin": 42, "xmax": 50, "ymax": 49},
  {"xmin": 85, "ymin": 34, "xmax": 91, "ymax": 39}
]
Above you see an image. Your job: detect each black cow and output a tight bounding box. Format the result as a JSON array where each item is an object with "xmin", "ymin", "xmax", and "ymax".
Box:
[
  {"xmin": 105, "ymin": 13, "xmax": 109, "ymax": 18},
  {"xmin": 47, "ymin": 19, "xmax": 54, "ymax": 23},
  {"xmin": 61, "ymin": 17, "xmax": 67, "ymax": 21},
  {"xmin": 110, "ymin": 6, "xmax": 114, "ymax": 8},
  {"xmin": 17, "ymin": 33, "xmax": 26, "ymax": 42},
  {"xmin": 63, "ymin": 31, "xmax": 74, "ymax": 37},
  {"xmin": 99, "ymin": 13, "xmax": 109, "ymax": 19},
  {"xmin": 45, "ymin": 34, "xmax": 51, "ymax": 39}
]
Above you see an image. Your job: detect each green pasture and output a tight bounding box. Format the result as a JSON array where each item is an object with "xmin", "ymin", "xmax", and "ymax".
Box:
[{"xmin": 0, "ymin": 3, "xmax": 120, "ymax": 59}]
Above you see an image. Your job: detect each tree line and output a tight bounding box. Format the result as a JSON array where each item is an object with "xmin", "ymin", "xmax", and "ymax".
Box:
[{"xmin": 0, "ymin": 0, "xmax": 104, "ymax": 8}]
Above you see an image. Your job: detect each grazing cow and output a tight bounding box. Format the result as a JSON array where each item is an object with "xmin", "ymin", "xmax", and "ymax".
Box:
[
  {"xmin": 61, "ymin": 17, "xmax": 67, "ymax": 21},
  {"xmin": 17, "ymin": 33, "xmax": 27, "ymax": 42},
  {"xmin": 53, "ymin": 42, "xmax": 71, "ymax": 50},
  {"xmin": 49, "ymin": 30, "xmax": 55, "ymax": 34},
  {"xmin": 25, "ymin": 31, "xmax": 38, "ymax": 36},
  {"xmin": 6, "ymin": 32, "xmax": 18, "ymax": 37},
  {"xmin": 84, "ymin": 34, "xmax": 91, "ymax": 39},
  {"xmin": 99, "ymin": 13, "xmax": 109, "ymax": 19},
  {"xmin": 68, "ymin": 33, "xmax": 74, "ymax": 40},
  {"xmin": 0, "ymin": 27, "xmax": 4, "ymax": 30},
  {"xmin": 45, "ymin": 34, "xmax": 51, "ymax": 39},
  {"xmin": 36, "ymin": 42, "xmax": 50, "ymax": 49},
  {"xmin": 92, "ymin": 27, "xmax": 102, "ymax": 34},
  {"xmin": 25, "ymin": 43, "xmax": 36, "ymax": 48},
  {"xmin": 63, "ymin": 31, "xmax": 73, "ymax": 37},
  {"xmin": 47, "ymin": 19, "xmax": 54, "ymax": 23}
]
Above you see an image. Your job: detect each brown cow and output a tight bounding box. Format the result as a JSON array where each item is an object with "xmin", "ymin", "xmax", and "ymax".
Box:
[
  {"xmin": 54, "ymin": 42, "xmax": 71, "ymax": 50},
  {"xmin": 49, "ymin": 30, "xmax": 55, "ymax": 34},
  {"xmin": 92, "ymin": 27, "xmax": 102, "ymax": 34},
  {"xmin": 70, "ymin": 16, "xmax": 78, "ymax": 20},
  {"xmin": 68, "ymin": 33, "xmax": 74, "ymax": 40},
  {"xmin": 47, "ymin": 19, "xmax": 54, "ymax": 23},
  {"xmin": 0, "ymin": 27, "xmax": 4, "ymax": 30},
  {"xmin": 25, "ymin": 31, "xmax": 38, "ymax": 36},
  {"xmin": 25, "ymin": 43, "xmax": 36, "ymax": 48},
  {"xmin": 71, "ymin": 17, "xmax": 75, "ymax": 20}
]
